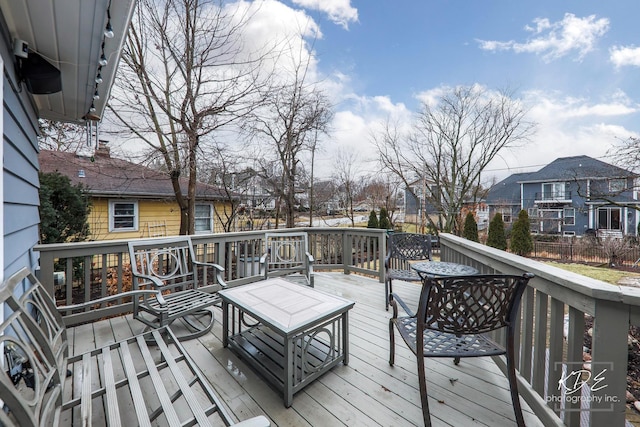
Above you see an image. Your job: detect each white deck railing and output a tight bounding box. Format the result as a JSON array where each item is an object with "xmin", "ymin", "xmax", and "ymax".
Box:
[
  {"xmin": 35, "ymin": 228, "xmax": 386, "ymax": 325},
  {"xmin": 34, "ymin": 229, "xmax": 639, "ymax": 426},
  {"xmin": 440, "ymin": 233, "xmax": 640, "ymax": 427}
]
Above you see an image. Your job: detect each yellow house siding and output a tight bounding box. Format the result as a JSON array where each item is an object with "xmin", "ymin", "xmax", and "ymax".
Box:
[
  {"xmin": 88, "ymin": 198, "xmax": 179, "ymax": 240},
  {"xmin": 88, "ymin": 198, "xmax": 230, "ymax": 240}
]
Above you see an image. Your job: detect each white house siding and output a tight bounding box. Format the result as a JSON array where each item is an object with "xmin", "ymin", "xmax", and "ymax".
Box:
[{"xmin": 1, "ymin": 13, "xmax": 41, "ymax": 280}]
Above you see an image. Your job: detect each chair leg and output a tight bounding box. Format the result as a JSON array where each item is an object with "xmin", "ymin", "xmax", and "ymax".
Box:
[
  {"xmin": 417, "ymin": 356, "xmax": 432, "ymax": 427},
  {"xmin": 506, "ymin": 331, "xmax": 525, "ymax": 427},
  {"xmin": 385, "ymin": 279, "xmax": 390, "ymax": 311},
  {"xmin": 389, "ymin": 320, "xmax": 395, "ymax": 366}
]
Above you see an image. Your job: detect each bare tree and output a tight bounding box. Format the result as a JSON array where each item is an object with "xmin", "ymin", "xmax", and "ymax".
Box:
[
  {"xmin": 107, "ymin": 0, "xmax": 273, "ymax": 234},
  {"xmin": 610, "ymin": 137, "xmax": 640, "ymax": 172},
  {"xmin": 38, "ymin": 120, "xmax": 89, "ymax": 152},
  {"xmin": 373, "ymin": 85, "xmax": 535, "ymax": 234},
  {"xmin": 360, "ymin": 175, "xmax": 403, "ymax": 225},
  {"xmin": 246, "ymin": 45, "xmax": 333, "ymax": 228},
  {"xmin": 332, "ymin": 149, "xmax": 362, "ymax": 227}
]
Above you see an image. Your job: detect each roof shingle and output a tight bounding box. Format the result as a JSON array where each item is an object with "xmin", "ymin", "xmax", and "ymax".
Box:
[{"xmin": 38, "ymin": 150, "xmax": 229, "ymax": 200}]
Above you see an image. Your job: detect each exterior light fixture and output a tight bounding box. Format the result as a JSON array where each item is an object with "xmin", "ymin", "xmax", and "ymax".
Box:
[
  {"xmin": 104, "ymin": 21, "xmax": 114, "ymax": 38},
  {"xmin": 89, "ymin": 102, "xmax": 96, "ymax": 113},
  {"xmin": 99, "ymin": 53, "xmax": 108, "ymax": 66},
  {"xmin": 95, "ymin": 70, "xmax": 103, "ymax": 84},
  {"xmin": 93, "ymin": 89, "xmax": 100, "ymax": 100}
]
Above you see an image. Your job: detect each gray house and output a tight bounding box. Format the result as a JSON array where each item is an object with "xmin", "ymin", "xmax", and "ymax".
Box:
[
  {"xmin": 486, "ymin": 155, "xmax": 640, "ymax": 237},
  {"xmin": 1, "ymin": 1, "xmax": 134, "ymax": 283}
]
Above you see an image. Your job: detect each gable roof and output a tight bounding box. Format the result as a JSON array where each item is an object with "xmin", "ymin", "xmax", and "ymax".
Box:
[
  {"xmin": 38, "ymin": 149, "xmax": 230, "ymax": 200},
  {"xmin": 485, "ymin": 172, "xmax": 530, "ymax": 205},
  {"xmin": 520, "ymin": 155, "xmax": 636, "ymax": 183}
]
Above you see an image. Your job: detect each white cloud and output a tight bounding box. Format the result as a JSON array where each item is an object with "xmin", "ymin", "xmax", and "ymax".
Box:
[
  {"xmin": 292, "ymin": 0, "xmax": 358, "ymax": 29},
  {"xmin": 478, "ymin": 13, "xmax": 609, "ymax": 62},
  {"xmin": 485, "ymin": 90, "xmax": 638, "ymax": 181},
  {"xmin": 610, "ymin": 45, "xmax": 640, "ymax": 68}
]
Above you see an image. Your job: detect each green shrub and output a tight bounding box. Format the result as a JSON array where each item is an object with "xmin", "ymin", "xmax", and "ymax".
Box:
[
  {"xmin": 367, "ymin": 210, "xmax": 379, "ymax": 228},
  {"xmin": 379, "ymin": 207, "xmax": 391, "ymax": 230},
  {"xmin": 510, "ymin": 210, "xmax": 533, "ymax": 256},
  {"xmin": 462, "ymin": 212, "xmax": 479, "ymax": 242},
  {"xmin": 487, "ymin": 213, "xmax": 507, "ymax": 250},
  {"xmin": 39, "ymin": 172, "xmax": 91, "ymax": 243}
]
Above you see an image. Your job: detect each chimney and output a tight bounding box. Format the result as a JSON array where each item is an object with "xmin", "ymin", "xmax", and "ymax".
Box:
[{"xmin": 95, "ymin": 140, "xmax": 110, "ymax": 158}]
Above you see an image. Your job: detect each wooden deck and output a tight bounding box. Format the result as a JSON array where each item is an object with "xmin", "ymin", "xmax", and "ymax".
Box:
[{"xmin": 67, "ymin": 273, "xmax": 544, "ymax": 426}]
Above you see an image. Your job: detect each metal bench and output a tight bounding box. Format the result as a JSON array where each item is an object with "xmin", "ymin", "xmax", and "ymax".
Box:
[
  {"xmin": 260, "ymin": 232, "xmax": 314, "ymax": 287},
  {"xmin": 128, "ymin": 236, "xmax": 226, "ymax": 341},
  {"xmin": 0, "ymin": 267, "xmax": 270, "ymax": 427}
]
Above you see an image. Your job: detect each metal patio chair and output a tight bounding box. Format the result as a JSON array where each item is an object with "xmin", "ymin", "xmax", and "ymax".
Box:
[
  {"xmin": 384, "ymin": 232, "xmax": 432, "ymax": 310},
  {"xmin": 260, "ymin": 232, "xmax": 314, "ymax": 287},
  {"xmin": 389, "ymin": 273, "xmax": 534, "ymax": 427},
  {"xmin": 128, "ymin": 236, "xmax": 227, "ymax": 341}
]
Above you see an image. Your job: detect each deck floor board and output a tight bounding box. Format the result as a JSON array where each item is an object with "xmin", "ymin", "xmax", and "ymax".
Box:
[{"xmin": 68, "ymin": 272, "xmax": 544, "ymax": 427}]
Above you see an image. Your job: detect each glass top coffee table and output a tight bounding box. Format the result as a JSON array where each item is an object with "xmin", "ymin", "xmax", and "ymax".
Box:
[
  {"xmin": 411, "ymin": 261, "xmax": 479, "ymax": 278},
  {"xmin": 219, "ymin": 278, "xmax": 355, "ymax": 407}
]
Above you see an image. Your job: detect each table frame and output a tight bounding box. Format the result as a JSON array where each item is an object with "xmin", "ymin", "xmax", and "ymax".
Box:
[{"xmin": 219, "ymin": 279, "xmax": 354, "ymax": 407}]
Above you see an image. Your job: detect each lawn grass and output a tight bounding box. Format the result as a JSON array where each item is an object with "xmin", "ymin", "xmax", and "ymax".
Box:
[{"xmin": 545, "ymin": 261, "xmax": 640, "ymax": 285}]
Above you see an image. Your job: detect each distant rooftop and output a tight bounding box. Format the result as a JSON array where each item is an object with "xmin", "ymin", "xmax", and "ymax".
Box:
[{"xmin": 39, "ymin": 149, "xmax": 231, "ymax": 200}]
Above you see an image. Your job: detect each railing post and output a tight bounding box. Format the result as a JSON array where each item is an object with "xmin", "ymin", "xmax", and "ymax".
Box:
[
  {"xmin": 379, "ymin": 231, "xmax": 386, "ymax": 283},
  {"xmin": 590, "ymin": 299, "xmax": 629, "ymax": 426},
  {"xmin": 36, "ymin": 250, "xmax": 55, "ymax": 296},
  {"xmin": 342, "ymin": 231, "xmax": 350, "ymax": 275}
]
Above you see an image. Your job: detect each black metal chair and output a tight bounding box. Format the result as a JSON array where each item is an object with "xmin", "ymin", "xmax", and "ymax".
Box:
[
  {"xmin": 384, "ymin": 233, "xmax": 432, "ymax": 310},
  {"xmin": 389, "ymin": 273, "xmax": 534, "ymax": 427}
]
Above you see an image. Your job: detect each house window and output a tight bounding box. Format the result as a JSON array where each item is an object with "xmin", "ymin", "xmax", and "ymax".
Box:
[
  {"xmin": 609, "ymin": 179, "xmax": 626, "ymax": 193},
  {"xmin": 497, "ymin": 209, "xmax": 511, "ymax": 223},
  {"xmin": 542, "ymin": 182, "xmax": 566, "ymax": 200},
  {"xmin": 539, "ymin": 209, "xmax": 562, "ymax": 233},
  {"xmin": 109, "ymin": 201, "xmax": 138, "ymax": 232},
  {"xmin": 528, "ymin": 207, "xmax": 538, "ymax": 218},
  {"xmin": 195, "ymin": 204, "xmax": 213, "ymax": 233},
  {"xmin": 598, "ymin": 207, "xmax": 622, "ymax": 230},
  {"xmin": 563, "ymin": 208, "xmax": 575, "ymax": 226}
]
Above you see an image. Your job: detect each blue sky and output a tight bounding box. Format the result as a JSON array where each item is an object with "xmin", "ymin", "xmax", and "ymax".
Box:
[
  {"xmin": 106, "ymin": 1, "xmax": 640, "ymax": 185},
  {"xmin": 264, "ymin": 0, "xmax": 640, "ymax": 182}
]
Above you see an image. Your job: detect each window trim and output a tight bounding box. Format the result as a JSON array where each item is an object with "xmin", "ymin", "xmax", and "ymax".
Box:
[
  {"xmin": 542, "ymin": 182, "xmax": 567, "ymax": 200},
  {"xmin": 108, "ymin": 200, "xmax": 139, "ymax": 232},
  {"xmin": 608, "ymin": 178, "xmax": 626, "ymax": 193},
  {"xmin": 563, "ymin": 207, "xmax": 576, "ymax": 226},
  {"xmin": 597, "ymin": 207, "xmax": 622, "ymax": 231},
  {"xmin": 497, "ymin": 208, "xmax": 512, "ymax": 223},
  {"xmin": 194, "ymin": 203, "xmax": 213, "ymax": 233}
]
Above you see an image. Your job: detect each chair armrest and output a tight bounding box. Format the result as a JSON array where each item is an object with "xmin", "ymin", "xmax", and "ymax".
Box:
[
  {"xmin": 57, "ymin": 289, "xmax": 167, "ymax": 311},
  {"xmin": 305, "ymin": 252, "xmax": 314, "ymax": 263},
  {"xmin": 389, "ymin": 292, "xmax": 416, "ymax": 318},
  {"xmin": 234, "ymin": 415, "xmax": 271, "ymax": 427},
  {"xmin": 259, "ymin": 253, "xmax": 268, "ymax": 264},
  {"xmin": 131, "ymin": 271, "xmax": 166, "ymax": 290},
  {"xmin": 384, "ymin": 254, "xmax": 391, "ymax": 269},
  {"xmin": 193, "ymin": 260, "xmax": 228, "ymax": 288}
]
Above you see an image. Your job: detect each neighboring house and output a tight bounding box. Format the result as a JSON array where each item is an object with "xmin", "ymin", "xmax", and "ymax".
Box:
[
  {"xmin": 484, "ymin": 172, "xmax": 531, "ymax": 227},
  {"xmin": 486, "ymin": 156, "xmax": 640, "ymax": 237},
  {"xmin": 460, "ymin": 201, "xmax": 490, "ymax": 231},
  {"xmin": 39, "ymin": 146, "xmax": 234, "ymax": 240},
  {"xmin": 1, "ymin": 1, "xmax": 136, "ymax": 282},
  {"xmin": 404, "ymin": 178, "xmax": 440, "ymax": 225}
]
